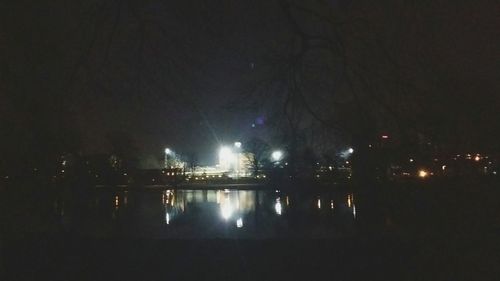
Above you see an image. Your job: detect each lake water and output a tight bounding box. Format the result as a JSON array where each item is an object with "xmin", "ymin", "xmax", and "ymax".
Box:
[{"xmin": 55, "ymin": 187, "xmax": 362, "ymax": 239}]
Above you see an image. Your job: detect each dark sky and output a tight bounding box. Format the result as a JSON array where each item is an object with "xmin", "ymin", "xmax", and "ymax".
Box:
[{"xmin": 1, "ymin": 0, "xmax": 498, "ymax": 165}]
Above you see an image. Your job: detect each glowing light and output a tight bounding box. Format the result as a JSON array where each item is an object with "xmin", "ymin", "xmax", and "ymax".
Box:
[
  {"xmin": 166, "ymin": 212, "xmax": 170, "ymax": 224},
  {"xmin": 221, "ymin": 197, "xmax": 233, "ymax": 220},
  {"xmin": 418, "ymin": 170, "xmax": 429, "ymax": 178},
  {"xmin": 275, "ymin": 199, "xmax": 282, "ymax": 215},
  {"xmin": 286, "ymin": 196, "xmax": 290, "ymax": 206},
  {"xmin": 234, "ymin": 142, "xmax": 242, "ymax": 148},
  {"xmin": 114, "ymin": 195, "xmax": 119, "ymax": 208},
  {"xmin": 330, "ymin": 200, "xmax": 334, "ymax": 209},
  {"xmin": 271, "ymin": 150, "xmax": 283, "ymax": 162},
  {"xmin": 353, "ymin": 205, "xmax": 357, "ymax": 218},
  {"xmin": 236, "ymin": 218, "xmax": 243, "ymax": 228},
  {"xmin": 347, "ymin": 195, "xmax": 352, "ymax": 207},
  {"xmin": 165, "ymin": 148, "xmax": 172, "ymax": 155},
  {"xmin": 442, "ymin": 165, "xmax": 446, "ymax": 171},
  {"xmin": 348, "ymin": 148, "xmax": 354, "ymax": 154},
  {"xmin": 409, "ymin": 158, "xmax": 414, "ymax": 163},
  {"xmin": 219, "ymin": 146, "xmax": 236, "ymax": 170},
  {"xmin": 317, "ymin": 198, "xmax": 321, "ymax": 209},
  {"xmin": 474, "ymin": 155, "xmax": 481, "ymax": 162},
  {"xmin": 381, "ymin": 135, "xmax": 389, "ymax": 139}
]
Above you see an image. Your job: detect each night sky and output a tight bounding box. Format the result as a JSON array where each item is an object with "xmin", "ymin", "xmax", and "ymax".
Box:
[{"xmin": 1, "ymin": 0, "xmax": 498, "ymax": 166}]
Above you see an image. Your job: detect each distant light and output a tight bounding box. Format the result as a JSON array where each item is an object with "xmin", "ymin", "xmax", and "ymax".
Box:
[
  {"xmin": 442, "ymin": 165, "xmax": 446, "ymax": 171},
  {"xmin": 330, "ymin": 200, "xmax": 334, "ymax": 209},
  {"xmin": 234, "ymin": 142, "xmax": 242, "ymax": 148},
  {"xmin": 474, "ymin": 155, "xmax": 481, "ymax": 162},
  {"xmin": 271, "ymin": 150, "xmax": 283, "ymax": 161},
  {"xmin": 418, "ymin": 170, "xmax": 429, "ymax": 178},
  {"xmin": 236, "ymin": 218, "xmax": 243, "ymax": 228},
  {"xmin": 381, "ymin": 135, "xmax": 389, "ymax": 139},
  {"xmin": 166, "ymin": 213, "xmax": 170, "ymax": 225},
  {"xmin": 348, "ymin": 148, "xmax": 354, "ymax": 154},
  {"xmin": 165, "ymin": 148, "xmax": 172, "ymax": 155},
  {"xmin": 317, "ymin": 198, "xmax": 321, "ymax": 209},
  {"xmin": 275, "ymin": 199, "xmax": 282, "ymax": 215},
  {"xmin": 409, "ymin": 158, "xmax": 414, "ymax": 163}
]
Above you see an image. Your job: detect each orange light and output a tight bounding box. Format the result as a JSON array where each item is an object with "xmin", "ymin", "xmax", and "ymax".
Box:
[{"xmin": 418, "ymin": 170, "xmax": 429, "ymax": 178}]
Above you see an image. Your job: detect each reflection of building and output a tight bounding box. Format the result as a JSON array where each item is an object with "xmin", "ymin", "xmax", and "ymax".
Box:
[{"xmin": 162, "ymin": 189, "xmax": 257, "ymax": 226}]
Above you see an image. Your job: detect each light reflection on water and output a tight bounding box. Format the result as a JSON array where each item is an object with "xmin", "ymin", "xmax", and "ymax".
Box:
[{"xmin": 59, "ymin": 188, "xmax": 359, "ymax": 238}]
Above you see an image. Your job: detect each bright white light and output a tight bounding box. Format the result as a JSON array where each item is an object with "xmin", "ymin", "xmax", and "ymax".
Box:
[
  {"xmin": 220, "ymin": 147, "xmax": 232, "ymax": 158},
  {"xmin": 271, "ymin": 150, "xmax": 283, "ymax": 161},
  {"xmin": 348, "ymin": 148, "xmax": 354, "ymax": 154},
  {"xmin": 165, "ymin": 148, "xmax": 172, "ymax": 155},
  {"xmin": 219, "ymin": 146, "xmax": 236, "ymax": 170},
  {"xmin": 236, "ymin": 218, "xmax": 243, "ymax": 228},
  {"xmin": 234, "ymin": 142, "xmax": 242, "ymax": 148},
  {"xmin": 221, "ymin": 197, "xmax": 233, "ymax": 220},
  {"xmin": 275, "ymin": 199, "xmax": 282, "ymax": 215},
  {"xmin": 166, "ymin": 212, "xmax": 170, "ymax": 224},
  {"xmin": 317, "ymin": 198, "xmax": 321, "ymax": 209}
]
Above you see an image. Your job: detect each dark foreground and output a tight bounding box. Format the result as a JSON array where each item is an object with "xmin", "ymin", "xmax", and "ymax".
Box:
[{"xmin": 1, "ymin": 178, "xmax": 499, "ymax": 280}]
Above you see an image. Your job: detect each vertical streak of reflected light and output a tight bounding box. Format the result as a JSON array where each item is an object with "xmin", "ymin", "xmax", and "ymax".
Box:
[
  {"xmin": 236, "ymin": 217, "xmax": 243, "ymax": 228},
  {"xmin": 317, "ymin": 198, "xmax": 321, "ymax": 209},
  {"xmin": 275, "ymin": 198, "xmax": 282, "ymax": 215}
]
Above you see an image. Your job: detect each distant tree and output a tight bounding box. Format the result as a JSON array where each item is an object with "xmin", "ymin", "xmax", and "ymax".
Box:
[
  {"xmin": 107, "ymin": 131, "xmax": 138, "ymax": 170},
  {"xmin": 244, "ymin": 138, "xmax": 271, "ymax": 176}
]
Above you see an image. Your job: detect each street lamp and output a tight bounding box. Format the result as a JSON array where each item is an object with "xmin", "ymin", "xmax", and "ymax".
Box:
[
  {"xmin": 165, "ymin": 148, "xmax": 173, "ymax": 168},
  {"xmin": 271, "ymin": 150, "xmax": 283, "ymax": 162}
]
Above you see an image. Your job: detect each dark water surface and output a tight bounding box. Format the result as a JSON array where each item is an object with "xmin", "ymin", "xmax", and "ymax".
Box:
[{"xmin": 2, "ymin": 181, "xmax": 500, "ymax": 280}]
